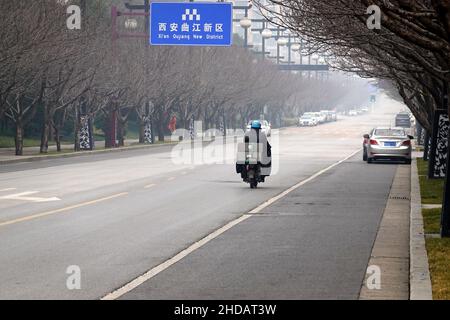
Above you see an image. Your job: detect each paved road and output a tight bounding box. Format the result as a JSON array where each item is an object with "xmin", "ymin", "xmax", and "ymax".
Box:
[
  {"xmin": 121, "ymin": 153, "xmax": 397, "ymax": 300},
  {"xmin": 0, "ymin": 95, "xmax": 404, "ymax": 299}
]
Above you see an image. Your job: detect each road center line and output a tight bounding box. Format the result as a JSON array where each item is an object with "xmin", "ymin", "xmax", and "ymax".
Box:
[
  {"xmin": 0, "ymin": 192, "xmax": 128, "ymax": 228},
  {"xmin": 101, "ymin": 148, "xmax": 361, "ymax": 300}
]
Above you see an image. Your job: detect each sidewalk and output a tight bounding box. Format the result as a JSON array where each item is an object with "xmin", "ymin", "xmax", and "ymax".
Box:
[
  {"xmin": 0, "ymin": 139, "xmax": 175, "ymax": 165},
  {"xmin": 359, "ymin": 158, "xmax": 433, "ymax": 300},
  {"xmin": 359, "ymin": 165, "xmax": 410, "ymax": 299}
]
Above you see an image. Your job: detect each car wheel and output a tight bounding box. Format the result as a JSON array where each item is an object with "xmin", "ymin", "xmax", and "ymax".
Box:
[
  {"xmin": 405, "ymin": 159, "xmax": 412, "ymax": 165},
  {"xmin": 363, "ymin": 148, "xmax": 368, "ymax": 161},
  {"xmin": 367, "ymin": 158, "xmax": 373, "ymax": 164}
]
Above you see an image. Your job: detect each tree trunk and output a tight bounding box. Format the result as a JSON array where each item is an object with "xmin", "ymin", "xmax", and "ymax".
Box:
[
  {"xmin": 104, "ymin": 109, "xmax": 116, "ymax": 149},
  {"xmin": 54, "ymin": 126, "xmax": 61, "ymax": 152},
  {"xmin": 15, "ymin": 119, "xmax": 24, "ymax": 156},
  {"xmin": 157, "ymin": 118, "xmax": 164, "ymax": 142},
  {"xmin": 104, "ymin": 119, "xmax": 112, "ymax": 149},
  {"xmin": 117, "ymin": 120, "xmax": 126, "ymax": 147},
  {"xmin": 74, "ymin": 109, "xmax": 80, "ymax": 152},
  {"xmin": 40, "ymin": 111, "xmax": 50, "ymax": 154},
  {"xmin": 155, "ymin": 108, "xmax": 165, "ymax": 142},
  {"xmin": 138, "ymin": 119, "xmax": 146, "ymax": 144}
]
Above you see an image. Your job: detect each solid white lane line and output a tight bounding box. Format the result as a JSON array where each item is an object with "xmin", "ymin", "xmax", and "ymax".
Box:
[
  {"xmin": 144, "ymin": 184, "xmax": 156, "ymax": 189},
  {"xmin": 101, "ymin": 148, "xmax": 361, "ymax": 300},
  {"xmin": 0, "ymin": 188, "xmax": 16, "ymax": 192},
  {"xmin": 167, "ymin": 177, "xmax": 176, "ymax": 181},
  {"xmin": 101, "ymin": 214, "xmax": 252, "ymax": 300}
]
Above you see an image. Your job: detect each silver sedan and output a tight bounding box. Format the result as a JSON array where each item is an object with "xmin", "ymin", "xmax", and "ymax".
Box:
[{"xmin": 363, "ymin": 127, "xmax": 413, "ymax": 164}]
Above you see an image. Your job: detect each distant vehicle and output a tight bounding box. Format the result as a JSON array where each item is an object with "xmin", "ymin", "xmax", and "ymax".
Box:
[
  {"xmin": 363, "ymin": 127, "xmax": 413, "ymax": 164},
  {"xmin": 361, "ymin": 107, "xmax": 369, "ymax": 113},
  {"xmin": 349, "ymin": 110, "xmax": 358, "ymax": 116},
  {"xmin": 313, "ymin": 112, "xmax": 325, "ymax": 124},
  {"xmin": 320, "ymin": 110, "xmax": 332, "ymax": 122},
  {"xmin": 320, "ymin": 110, "xmax": 337, "ymax": 122},
  {"xmin": 330, "ymin": 111, "xmax": 337, "ymax": 121},
  {"xmin": 246, "ymin": 120, "xmax": 271, "ymax": 136},
  {"xmin": 298, "ymin": 114, "xmax": 318, "ymax": 126},
  {"xmin": 395, "ymin": 112, "xmax": 412, "ymax": 128},
  {"xmin": 302, "ymin": 112, "xmax": 320, "ymax": 123},
  {"xmin": 322, "ymin": 110, "xmax": 337, "ymax": 121}
]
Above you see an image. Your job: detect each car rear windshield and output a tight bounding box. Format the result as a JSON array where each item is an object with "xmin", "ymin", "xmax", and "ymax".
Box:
[{"xmin": 374, "ymin": 129, "xmax": 405, "ymax": 137}]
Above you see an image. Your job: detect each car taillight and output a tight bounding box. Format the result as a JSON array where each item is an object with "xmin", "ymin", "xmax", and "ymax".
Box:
[
  {"xmin": 401, "ymin": 140, "xmax": 411, "ymax": 146},
  {"xmin": 370, "ymin": 139, "xmax": 378, "ymax": 145}
]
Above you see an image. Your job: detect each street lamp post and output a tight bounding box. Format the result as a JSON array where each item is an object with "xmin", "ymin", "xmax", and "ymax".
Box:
[
  {"xmin": 291, "ymin": 41, "xmax": 301, "ymax": 76},
  {"xmin": 276, "ymin": 38, "xmax": 288, "ymax": 65},
  {"xmin": 276, "ymin": 28, "xmax": 288, "ymax": 65},
  {"xmin": 287, "ymin": 34, "xmax": 292, "ymax": 65},
  {"xmin": 239, "ymin": 16, "xmax": 252, "ymax": 48},
  {"xmin": 110, "ymin": 1, "xmax": 152, "ymax": 146},
  {"xmin": 260, "ymin": 24, "xmax": 272, "ymax": 60},
  {"xmin": 312, "ymin": 55, "xmax": 319, "ymax": 79},
  {"xmin": 251, "ymin": 20, "xmax": 279, "ymax": 60}
]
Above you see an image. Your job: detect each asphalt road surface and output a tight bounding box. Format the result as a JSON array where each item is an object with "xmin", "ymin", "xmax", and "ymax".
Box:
[{"xmin": 0, "ymin": 96, "xmax": 405, "ymax": 299}]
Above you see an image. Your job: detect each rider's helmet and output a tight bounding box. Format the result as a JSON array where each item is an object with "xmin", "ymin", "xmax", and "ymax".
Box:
[{"xmin": 251, "ymin": 120, "xmax": 262, "ymax": 129}]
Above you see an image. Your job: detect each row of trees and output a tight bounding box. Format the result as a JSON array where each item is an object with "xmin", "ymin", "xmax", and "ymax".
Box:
[
  {"xmin": 0, "ymin": 0, "xmax": 368, "ymax": 156},
  {"xmin": 257, "ymin": 0, "xmax": 449, "ymax": 131},
  {"xmin": 255, "ymin": 0, "xmax": 450, "ymax": 235}
]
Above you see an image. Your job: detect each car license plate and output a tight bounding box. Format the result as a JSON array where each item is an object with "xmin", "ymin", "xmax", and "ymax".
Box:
[{"xmin": 384, "ymin": 141, "xmax": 396, "ymax": 147}]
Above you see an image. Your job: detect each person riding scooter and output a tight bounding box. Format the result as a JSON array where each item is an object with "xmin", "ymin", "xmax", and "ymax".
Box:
[{"xmin": 236, "ymin": 120, "xmax": 272, "ymax": 188}]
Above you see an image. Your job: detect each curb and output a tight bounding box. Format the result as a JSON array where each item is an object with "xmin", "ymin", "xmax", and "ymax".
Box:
[
  {"xmin": 0, "ymin": 142, "xmax": 179, "ymax": 165},
  {"xmin": 410, "ymin": 158, "xmax": 433, "ymax": 300},
  {"xmin": 0, "ymin": 133, "xmax": 246, "ymax": 166}
]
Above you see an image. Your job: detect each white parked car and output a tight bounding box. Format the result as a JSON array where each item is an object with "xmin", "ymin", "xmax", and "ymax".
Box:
[
  {"xmin": 298, "ymin": 115, "xmax": 318, "ymax": 126},
  {"xmin": 303, "ymin": 112, "xmax": 319, "ymax": 123},
  {"xmin": 349, "ymin": 110, "xmax": 358, "ymax": 116},
  {"xmin": 314, "ymin": 112, "xmax": 326, "ymax": 124}
]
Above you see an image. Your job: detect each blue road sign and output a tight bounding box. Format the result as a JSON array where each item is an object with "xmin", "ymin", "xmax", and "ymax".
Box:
[{"xmin": 150, "ymin": 2, "xmax": 233, "ymax": 46}]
